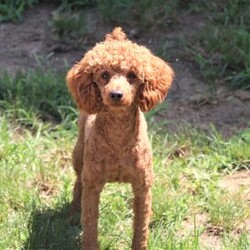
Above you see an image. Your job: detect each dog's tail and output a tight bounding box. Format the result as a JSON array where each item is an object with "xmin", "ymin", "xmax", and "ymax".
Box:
[{"xmin": 105, "ymin": 27, "xmax": 127, "ymax": 41}]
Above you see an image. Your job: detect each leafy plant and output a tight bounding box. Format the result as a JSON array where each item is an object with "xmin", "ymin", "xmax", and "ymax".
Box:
[
  {"xmin": 207, "ymin": 192, "xmax": 250, "ymax": 232},
  {"xmin": 191, "ymin": 0, "xmax": 250, "ymax": 89},
  {"xmin": 0, "ymin": 0, "xmax": 38, "ymax": 22},
  {"xmin": 0, "ymin": 69, "xmax": 76, "ymax": 124}
]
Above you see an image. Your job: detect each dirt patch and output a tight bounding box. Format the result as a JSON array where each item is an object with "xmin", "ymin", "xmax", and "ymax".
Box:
[
  {"xmin": 200, "ymin": 233, "xmax": 222, "ymax": 250},
  {"xmin": 180, "ymin": 213, "xmax": 222, "ymax": 249},
  {"xmin": 164, "ymin": 62, "xmax": 250, "ymax": 136},
  {"xmin": 0, "ymin": 3, "xmax": 249, "ymax": 136},
  {"xmin": 179, "ymin": 170, "xmax": 250, "ymax": 247},
  {"xmin": 218, "ymin": 170, "xmax": 250, "ymax": 202},
  {"xmin": 180, "ymin": 206, "xmax": 250, "ymax": 249},
  {"xmin": 0, "ymin": 4, "xmax": 82, "ymax": 73}
]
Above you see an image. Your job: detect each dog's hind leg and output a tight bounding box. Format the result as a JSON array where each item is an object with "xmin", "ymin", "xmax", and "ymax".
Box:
[{"xmin": 70, "ymin": 114, "xmax": 87, "ymax": 215}]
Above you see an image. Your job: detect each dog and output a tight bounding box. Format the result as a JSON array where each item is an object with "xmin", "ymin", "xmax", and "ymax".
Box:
[{"xmin": 66, "ymin": 27, "xmax": 174, "ymax": 250}]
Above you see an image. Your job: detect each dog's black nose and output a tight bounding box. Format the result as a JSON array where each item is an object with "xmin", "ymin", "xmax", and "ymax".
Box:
[{"xmin": 109, "ymin": 91, "xmax": 123, "ymax": 101}]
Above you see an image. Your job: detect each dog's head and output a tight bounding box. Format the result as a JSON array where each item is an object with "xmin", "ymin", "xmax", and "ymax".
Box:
[{"xmin": 66, "ymin": 27, "xmax": 174, "ymax": 114}]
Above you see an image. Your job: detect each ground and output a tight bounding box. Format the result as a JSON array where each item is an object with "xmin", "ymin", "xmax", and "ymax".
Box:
[
  {"xmin": 1, "ymin": 4, "xmax": 249, "ymax": 137},
  {"xmin": 0, "ymin": 3, "xmax": 249, "ymax": 249}
]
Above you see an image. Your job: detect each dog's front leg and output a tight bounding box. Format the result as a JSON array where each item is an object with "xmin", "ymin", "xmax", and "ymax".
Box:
[
  {"xmin": 132, "ymin": 185, "xmax": 152, "ymax": 250},
  {"xmin": 82, "ymin": 180, "xmax": 104, "ymax": 250}
]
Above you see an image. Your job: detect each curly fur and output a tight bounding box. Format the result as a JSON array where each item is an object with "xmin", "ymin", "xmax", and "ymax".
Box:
[{"xmin": 66, "ymin": 27, "xmax": 174, "ymax": 250}]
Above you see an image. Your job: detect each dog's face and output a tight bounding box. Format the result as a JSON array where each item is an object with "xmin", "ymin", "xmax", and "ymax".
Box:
[
  {"xmin": 67, "ymin": 27, "xmax": 174, "ymax": 114},
  {"xmin": 93, "ymin": 67, "xmax": 141, "ymax": 109}
]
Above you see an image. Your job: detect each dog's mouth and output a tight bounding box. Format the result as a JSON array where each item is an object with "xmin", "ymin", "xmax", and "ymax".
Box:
[
  {"xmin": 104, "ymin": 99, "xmax": 133, "ymax": 110},
  {"xmin": 106, "ymin": 100, "xmax": 128, "ymax": 108}
]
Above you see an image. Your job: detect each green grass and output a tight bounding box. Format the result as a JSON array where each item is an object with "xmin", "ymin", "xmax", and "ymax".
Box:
[
  {"xmin": 190, "ymin": 0, "xmax": 250, "ymax": 89},
  {"xmin": 96, "ymin": 0, "xmax": 179, "ymax": 29},
  {"xmin": 0, "ymin": 69, "xmax": 250, "ymax": 249},
  {"xmin": 0, "ymin": 1, "xmax": 250, "ymax": 247},
  {"xmin": 0, "ymin": 69, "xmax": 77, "ymax": 130},
  {"xmin": 0, "ymin": 0, "xmax": 38, "ymax": 22},
  {"xmin": 207, "ymin": 192, "xmax": 249, "ymax": 232},
  {"xmin": 50, "ymin": 0, "xmax": 182, "ymax": 47}
]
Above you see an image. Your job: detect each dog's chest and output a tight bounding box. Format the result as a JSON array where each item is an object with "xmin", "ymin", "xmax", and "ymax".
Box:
[{"xmin": 85, "ymin": 138, "xmax": 147, "ymax": 183}]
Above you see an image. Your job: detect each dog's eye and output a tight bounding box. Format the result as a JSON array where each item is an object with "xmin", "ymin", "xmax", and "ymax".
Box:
[
  {"xmin": 127, "ymin": 72, "xmax": 137, "ymax": 80},
  {"xmin": 101, "ymin": 71, "xmax": 110, "ymax": 80}
]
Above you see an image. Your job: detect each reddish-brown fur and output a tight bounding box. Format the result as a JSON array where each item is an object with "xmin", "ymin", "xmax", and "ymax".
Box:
[{"xmin": 66, "ymin": 27, "xmax": 174, "ymax": 250}]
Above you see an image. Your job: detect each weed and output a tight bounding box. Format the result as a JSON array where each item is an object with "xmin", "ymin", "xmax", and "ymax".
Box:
[
  {"xmin": 0, "ymin": 0, "xmax": 38, "ymax": 22},
  {"xmin": 0, "ymin": 69, "xmax": 77, "ymax": 128},
  {"xmin": 207, "ymin": 192, "xmax": 250, "ymax": 232},
  {"xmin": 97, "ymin": 0, "xmax": 179, "ymax": 28},
  {"xmin": 191, "ymin": 0, "xmax": 250, "ymax": 89},
  {"xmin": 97, "ymin": 0, "xmax": 135, "ymax": 25},
  {"xmin": 51, "ymin": 0, "xmax": 183, "ymax": 41},
  {"xmin": 194, "ymin": 26, "xmax": 250, "ymax": 89},
  {"xmin": 223, "ymin": 232, "xmax": 250, "ymax": 249},
  {"xmin": 56, "ymin": 0, "xmax": 96, "ymax": 10},
  {"xmin": 52, "ymin": 8, "xmax": 89, "ymax": 43}
]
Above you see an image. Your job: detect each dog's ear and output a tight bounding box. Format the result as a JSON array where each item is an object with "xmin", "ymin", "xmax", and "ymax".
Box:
[
  {"xmin": 138, "ymin": 56, "xmax": 174, "ymax": 112},
  {"xmin": 66, "ymin": 62, "xmax": 102, "ymax": 114}
]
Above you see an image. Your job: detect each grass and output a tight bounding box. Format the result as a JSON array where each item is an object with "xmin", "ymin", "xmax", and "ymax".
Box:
[
  {"xmin": 0, "ymin": 69, "xmax": 77, "ymax": 129},
  {"xmin": 207, "ymin": 192, "xmax": 249, "ymax": 232},
  {"xmin": 0, "ymin": 69, "xmax": 250, "ymax": 249},
  {"xmin": 51, "ymin": 0, "xmax": 182, "ymax": 48},
  {"xmin": 0, "ymin": 1, "xmax": 250, "ymax": 248},
  {"xmin": 190, "ymin": 0, "xmax": 250, "ymax": 89},
  {"xmin": 0, "ymin": 0, "xmax": 38, "ymax": 22},
  {"xmin": 96, "ymin": 0, "xmax": 179, "ymax": 28}
]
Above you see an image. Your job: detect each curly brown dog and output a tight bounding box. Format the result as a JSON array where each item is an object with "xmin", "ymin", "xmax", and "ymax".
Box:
[{"xmin": 66, "ymin": 27, "xmax": 174, "ymax": 250}]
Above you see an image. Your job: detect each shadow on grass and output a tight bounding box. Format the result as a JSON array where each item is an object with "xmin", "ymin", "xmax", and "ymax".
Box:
[{"xmin": 24, "ymin": 203, "xmax": 81, "ymax": 250}]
